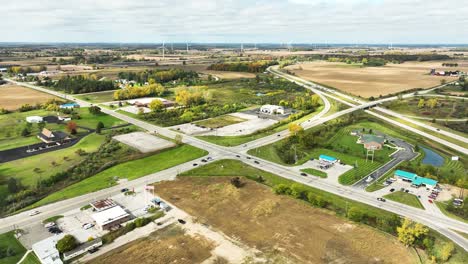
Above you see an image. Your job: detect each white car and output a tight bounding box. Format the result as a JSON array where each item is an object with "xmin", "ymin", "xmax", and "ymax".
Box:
[
  {"xmin": 82, "ymin": 223, "xmax": 94, "ymax": 230},
  {"xmin": 44, "ymin": 222, "xmax": 56, "ymax": 228},
  {"xmin": 29, "ymin": 210, "xmax": 41, "ymax": 216}
]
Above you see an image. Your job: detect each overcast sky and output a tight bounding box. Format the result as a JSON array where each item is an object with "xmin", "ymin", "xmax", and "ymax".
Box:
[{"xmin": 1, "ymin": 0, "xmax": 467, "ymax": 44}]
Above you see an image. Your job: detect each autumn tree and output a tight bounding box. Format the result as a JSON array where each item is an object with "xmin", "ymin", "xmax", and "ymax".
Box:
[
  {"xmin": 149, "ymin": 99, "xmax": 164, "ymax": 112},
  {"xmin": 397, "ymin": 218, "xmax": 429, "ymax": 247},
  {"xmin": 440, "ymin": 242, "xmax": 455, "ymax": 261},
  {"xmin": 427, "ymin": 98, "xmax": 438, "ymax": 109},
  {"xmin": 288, "ymin": 123, "xmax": 303, "ymax": 136},
  {"xmin": 417, "ymin": 98, "xmax": 425, "ymax": 108},
  {"xmin": 66, "ymin": 121, "xmax": 78, "ymax": 135},
  {"xmin": 174, "ymin": 134, "xmax": 183, "ymax": 144}
]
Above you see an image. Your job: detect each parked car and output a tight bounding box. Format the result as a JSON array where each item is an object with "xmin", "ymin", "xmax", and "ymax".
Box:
[
  {"xmin": 389, "ymin": 188, "xmax": 395, "ymax": 192},
  {"xmin": 29, "ymin": 210, "xmax": 41, "ymax": 216},
  {"xmin": 48, "ymin": 227, "xmax": 62, "ymax": 234},
  {"xmin": 44, "ymin": 222, "xmax": 56, "ymax": 228},
  {"xmin": 428, "ymin": 199, "xmax": 433, "ymax": 204},
  {"xmin": 88, "ymin": 247, "xmax": 99, "ymax": 254},
  {"xmin": 82, "ymin": 223, "xmax": 94, "ymax": 230},
  {"xmin": 120, "ymin": 188, "xmax": 129, "ymax": 193}
]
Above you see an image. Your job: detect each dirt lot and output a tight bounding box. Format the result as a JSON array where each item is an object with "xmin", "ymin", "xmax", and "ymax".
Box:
[
  {"xmin": 154, "ymin": 177, "xmax": 416, "ymax": 263},
  {"xmin": 286, "ymin": 61, "xmax": 468, "ymax": 98},
  {"xmin": 0, "ymin": 84, "xmax": 57, "ymax": 110},
  {"xmin": 201, "ymin": 70, "xmax": 256, "ymax": 79},
  {"xmin": 92, "ymin": 224, "xmax": 215, "ymax": 264}
]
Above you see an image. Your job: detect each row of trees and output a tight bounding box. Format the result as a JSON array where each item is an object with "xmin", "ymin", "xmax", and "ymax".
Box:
[
  {"xmin": 7, "ymin": 65, "xmax": 47, "ymax": 75},
  {"xmin": 117, "ymin": 68, "xmax": 199, "ymax": 84},
  {"xmin": 113, "ymin": 83, "xmax": 166, "ymax": 100},
  {"xmin": 208, "ymin": 60, "xmax": 278, "ymax": 73},
  {"xmin": 417, "ymin": 98, "xmax": 438, "ymax": 108},
  {"xmin": 47, "ymin": 75, "xmax": 116, "ymax": 94}
]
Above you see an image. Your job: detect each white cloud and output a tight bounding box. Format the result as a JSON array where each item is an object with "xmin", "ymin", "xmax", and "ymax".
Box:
[{"xmin": 0, "ymin": 0, "xmax": 467, "ymax": 43}]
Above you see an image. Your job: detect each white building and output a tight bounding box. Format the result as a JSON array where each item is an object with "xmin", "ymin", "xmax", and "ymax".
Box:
[
  {"xmin": 32, "ymin": 234, "xmax": 65, "ymax": 264},
  {"xmin": 260, "ymin": 105, "xmax": 285, "ymax": 115},
  {"xmin": 91, "ymin": 205, "xmax": 131, "ymax": 230},
  {"xmin": 26, "ymin": 116, "xmax": 44, "ymax": 123}
]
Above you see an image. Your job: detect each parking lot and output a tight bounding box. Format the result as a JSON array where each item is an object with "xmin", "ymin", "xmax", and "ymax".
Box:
[
  {"xmin": 295, "ymin": 159, "xmax": 353, "ymax": 184},
  {"xmin": 113, "ymin": 132, "xmax": 176, "ymax": 153},
  {"xmin": 19, "ymin": 185, "xmax": 161, "ymax": 248}
]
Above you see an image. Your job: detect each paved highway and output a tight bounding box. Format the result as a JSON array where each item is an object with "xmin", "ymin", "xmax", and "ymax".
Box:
[{"xmin": 2, "ymin": 77, "xmax": 468, "ymax": 251}]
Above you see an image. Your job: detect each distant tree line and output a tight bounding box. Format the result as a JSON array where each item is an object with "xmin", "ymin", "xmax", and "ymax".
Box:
[
  {"xmin": 7, "ymin": 65, "xmax": 47, "ymax": 75},
  {"xmin": 208, "ymin": 60, "xmax": 279, "ymax": 73},
  {"xmin": 44, "ymin": 75, "xmax": 116, "ymax": 94},
  {"xmin": 117, "ymin": 68, "xmax": 199, "ymax": 84}
]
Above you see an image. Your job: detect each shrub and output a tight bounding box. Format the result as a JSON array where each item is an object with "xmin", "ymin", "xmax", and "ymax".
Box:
[{"xmin": 273, "ymin": 184, "xmax": 291, "ymax": 195}]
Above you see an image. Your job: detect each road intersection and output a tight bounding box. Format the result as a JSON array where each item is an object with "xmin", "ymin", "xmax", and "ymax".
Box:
[{"xmin": 2, "ymin": 74, "xmax": 468, "ymax": 251}]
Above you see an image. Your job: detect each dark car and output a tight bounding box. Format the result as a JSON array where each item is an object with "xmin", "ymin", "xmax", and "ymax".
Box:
[
  {"xmin": 389, "ymin": 188, "xmax": 395, "ymax": 192},
  {"xmin": 236, "ymin": 155, "xmax": 241, "ymax": 158},
  {"xmin": 120, "ymin": 188, "xmax": 129, "ymax": 193},
  {"xmin": 405, "ymin": 190, "xmax": 410, "ymax": 193},
  {"xmin": 201, "ymin": 159, "xmax": 207, "ymax": 162},
  {"xmin": 48, "ymin": 227, "xmax": 62, "ymax": 234},
  {"xmin": 193, "ymin": 163, "xmax": 198, "ymax": 166},
  {"xmin": 88, "ymin": 248, "xmax": 99, "ymax": 254},
  {"xmin": 300, "ymin": 173, "xmax": 307, "ymax": 177},
  {"xmin": 377, "ymin": 198, "xmax": 386, "ymax": 202},
  {"xmin": 246, "ymin": 157, "xmax": 252, "ymax": 160},
  {"xmin": 178, "ymin": 219, "xmax": 186, "ymax": 224},
  {"xmin": 254, "ymin": 160, "xmax": 260, "ymax": 164}
]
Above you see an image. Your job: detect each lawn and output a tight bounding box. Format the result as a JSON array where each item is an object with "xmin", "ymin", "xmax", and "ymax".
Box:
[
  {"xmin": 193, "ymin": 114, "xmax": 246, "ymax": 128},
  {"xmin": 74, "ymin": 108, "xmax": 126, "ymax": 129},
  {"xmin": 75, "ymin": 91, "xmax": 117, "ymax": 103},
  {"xmin": 0, "ymin": 133, "xmax": 106, "ymax": 187},
  {"xmin": 383, "ymin": 191, "xmax": 424, "ymax": 209},
  {"xmin": 383, "ymin": 97, "xmax": 467, "ymax": 120},
  {"xmin": 300, "ymin": 168, "xmax": 327, "ymax": 178},
  {"xmin": 31, "ymin": 144, "xmax": 207, "ymax": 207},
  {"xmin": 0, "ymin": 231, "xmax": 27, "ymax": 264},
  {"xmin": 20, "ymin": 252, "xmax": 41, "ymax": 264}
]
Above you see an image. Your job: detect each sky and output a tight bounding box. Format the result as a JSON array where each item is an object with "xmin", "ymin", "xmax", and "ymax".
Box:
[{"xmin": 1, "ymin": 0, "xmax": 467, "ymax": 44}]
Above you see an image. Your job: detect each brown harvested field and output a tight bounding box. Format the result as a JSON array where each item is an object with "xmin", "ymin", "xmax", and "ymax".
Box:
[
  {"xmin": 154, "ymin": 177, "xmax": 417, "ymax": 263},
  {"xmin": 286, "ymin": 61, "xmax": 468, "ymax": 98},
  {"xmin": 0, "ymin": 84, "xmax": 57, "ymax": 110},
  {"xmin": 92, "ymin": 224, "xmax": 214, "ymax": 264}
]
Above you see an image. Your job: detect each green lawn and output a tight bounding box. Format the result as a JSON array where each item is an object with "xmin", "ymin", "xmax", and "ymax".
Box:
[
  {"xmin": 0, "ymin": 133, "xmax": 106, "ymax": 187},
  {"xmin": 0, "ymin": 231, "xmax": 27, "ymax": 264},
  {"xmin": 74, "ymin": 108, "xmax": 126, "ymax": 129},
  {"xmin": 75, "ymin": 91, "xmax": 117, "ymax": 103},
  {"xmin": 31, "ymin": 144, "xmax": 207, "ymax": 207},
  {"xmin": 300, "ymin": 168, "xmax": 327, "ymax": 178},
  {"xmin": 194, "ymin": 114, "xmax": 246, "ymax": 128},
  {"xmin": 20, "ymin": 252, "xmax": 41, "ymax": 264},
  {"xmin": 383, "ymin": 191, "xmax": 424, "ymax": 209}
]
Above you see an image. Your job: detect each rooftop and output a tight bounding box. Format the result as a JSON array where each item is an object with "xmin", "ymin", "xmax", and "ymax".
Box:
[
  {"xmin": 319, "ymin": 154, "xmax": 337, "ymax": 162},
  {"xmin": 91, "ymin": 206, "xmax": 129, "ymax": 227},
  {"xmin": 361, "ymin": 134, "xmax": 385, "ymax": 144},
  {"xmin": 90, "ymin": 198, "xmax": 117, "ymax": 211}
]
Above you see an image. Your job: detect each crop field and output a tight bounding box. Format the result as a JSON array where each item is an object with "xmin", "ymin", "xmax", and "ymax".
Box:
[
  {"xmin": 286, "ymin": 61, "xmax": 468, "ymax": 98},
  {"xmin": 93, "ymin": 224, "xmax": 214, "ymax": 264},
  {"xmin": 193, "ymin": 114, "xmax": 246, "ymax": 128},
  {"xmin": 154, "ymin": 176, "xmax": 416, "ymax": 263},
  {"xmin": 0, "ymin": 84, "xmax": 57, "ymax": 110}
]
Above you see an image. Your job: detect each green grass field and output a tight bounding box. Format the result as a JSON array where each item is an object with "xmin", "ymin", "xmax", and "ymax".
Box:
[
  {"xmin": 75, "ymin": 91, "xmax": 117, "ymax": 103},
  {"xmin": 31, "ymin": 144, "xmax": 207, "ymax": 207},
  {"xmin": 0, "ymin": 231, "xmax": 27, "ymax": 264},
  {"xmin": 383, "ymin": 191, "xmax": 424, "ymax": 209},
  {"xmin": 20, "ymin": 252, "xmax": 41, "ymax": 264},
  {"xmin": 194, "ymin": 114, "xmax": 246, "ymax": 128},
  {"xmin": 300, "ymin": 168, "xmax": 327, "ymax": 178},
  {"xmin": 384, "ymin": 97, "xmax": 467, "ymax": 120},
  {"xmin": 74, "ymin": 108, "xmax": 126, "ymax": 128},
  {"xmin": 0, "ymin": 133, "xmax": 106, "ymax": 187}
]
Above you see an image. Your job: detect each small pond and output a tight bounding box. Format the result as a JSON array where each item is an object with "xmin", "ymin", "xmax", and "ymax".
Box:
[{"xmin": 421, "ymin": 147, "xmax": 444, "ymax": 167}]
